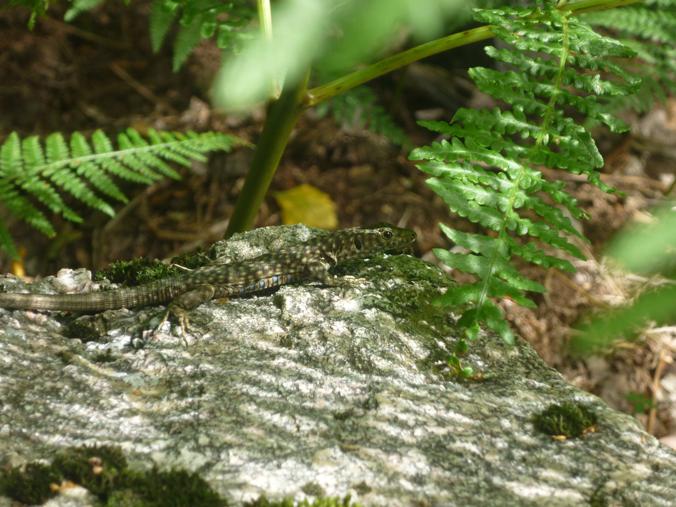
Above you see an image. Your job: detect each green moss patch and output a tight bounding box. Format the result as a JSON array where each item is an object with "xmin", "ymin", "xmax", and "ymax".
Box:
[
  {"xmin": 95, "ymin": 258, "xmax": 178, "ymax": 286},
  {"xmin": 115, "ymin": 468, "xmax": 224, "ymax": 507},
  {"xmin": 533, "ymin": 401, "xmax": 599, "ymax": 439},
  {"xmin": 0, "ymin": 462, "xmax": 61, "ymax": 505},
  {"xmin": 0, "ymin": 445, "xmax": 226, "ymax": 506},
  {"xmin": 63, "ymin": 319, "xmax": 108, "ymax": 342},
  {"xmin": 51, "ymin": 445, "xmax": 128, "ymax": 498},
  {"xmin": 170, "ymin": 249, "xmax": 212, "ymax": 270},
  {"xmin": 1, "ymin": 446, "xmax": 364, "ymax": 506},
  {"xmin": 245, "ymin": 495, "xmax": 360, "ymax": 507},
  {"xmin": 95, "ymin": 248, "xmax": 212, "ymax": 287}
]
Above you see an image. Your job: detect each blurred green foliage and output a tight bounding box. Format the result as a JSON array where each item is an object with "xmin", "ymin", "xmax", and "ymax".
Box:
[
  {"xmin": 212, "ymin": 0, "xmax": 472, "ymax": 109},
  {"xmin": 571, "ymin": 205, "xmax": 676, "ymax": 355},
  {"xmin": 608, "ymin": 204, "xmax": 676, "ymax": 277}
]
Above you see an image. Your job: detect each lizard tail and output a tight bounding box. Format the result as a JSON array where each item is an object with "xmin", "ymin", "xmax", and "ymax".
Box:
[
  {"xmin": 0, "ymin": 291, "xmax": 122, "ymax": 312},
  {"xmin": 0, "ymin": 282, "xmax": 176, "ymax": 312}
]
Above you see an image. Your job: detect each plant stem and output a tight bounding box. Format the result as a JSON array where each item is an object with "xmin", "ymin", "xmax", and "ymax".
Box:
[
  {"xmin": 257, "ymin": 0, "xmax": 280, "ymax": 99},
  {"xmin": 562, "ymin": 0, "xmax": 641, "ymax": 16},
  {"xmin": 304, "ymin": 0, "xmax": 642, "ymax": 107},
  {"xmin": 225, "ymin": 71, "xmax": 310, "ymax": 238},
  {"xmin": 305, "ymin": 25, "xmax": 494, "ymax": 108}
]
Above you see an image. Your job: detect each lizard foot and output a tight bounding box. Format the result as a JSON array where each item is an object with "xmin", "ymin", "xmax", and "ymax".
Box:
[
  {"xmin": 145, "ymin": 284, "xmax": 217, "ymax": 345},
  {"xmin": 148, "ymin": 307, "xmax": 193, "ymax": 346}
]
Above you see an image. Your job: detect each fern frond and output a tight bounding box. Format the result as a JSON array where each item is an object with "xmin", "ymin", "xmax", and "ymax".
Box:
[
  {"xmin": 0, "ymin": 128, "xmax": 241, "ymax": 257},
  {"xmin": 411, "ymin": 4, "xmax": 640, "ymax": 343},
  {"xmin": 172, "ymin": 10, "xmax": 205, "ymax": 71},
  {"xmin": 64, "ymin": 0, "xmax": 104, "ymax": 22},
  {"xmin": 319, "ymin": 86, "xmax": 410, "ymax": 146},
  {"xmin": 7, "ymin": 0, "xmax": 50, "ymax": 29},
  {"xmin": 149, "ymin": 0, "xmax": 256, "ymax": 71},
  {"xmin": 150, "ymin": 0, "xmax": 178, "ymax": 53},
  {"xmin": 582, "ymin": 2, "xmax": 676, "ymax": 110},
  {"xmin": 583, "ymin": 6, "xmax": 676, "ymax": 43}
]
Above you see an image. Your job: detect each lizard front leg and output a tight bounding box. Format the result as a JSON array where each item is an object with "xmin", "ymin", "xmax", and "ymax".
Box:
[
  {"xmin": 305, "ymin": 255, "xmax": 368, "ymax": 288},
  {"xmin": 303, "ymin": 256, "xmax": 364, "ymax": 288},
  {"xmin": 158, "ymin": 284, "xmax": 216, "ymax": 335},
  {"xmin": 303, "ymin": 257, "xmax": 338, "ymax": 285}
]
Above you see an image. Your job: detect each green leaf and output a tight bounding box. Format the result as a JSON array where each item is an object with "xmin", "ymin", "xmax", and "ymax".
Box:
[
  {"xmin": 322, "ymin": 86, "xmax": 409, "ymax": 146},
  {"xmin": 608, "ymin": 205, "xmax": 676, "ymax": 276},
  {"xmin": 0, "ymin": 221, "xmax": 18, "ymax": 259},
  {"xmin": 434, "ymin": 249, "xmax": 493, "ymax": 278},
  {"xmin": 150, "ymin": 0, "xmax": 255, "ymax": 67},
  {"xmin": 150, "ymin": 0, "xmax": 178, "ymax": 53},
  {"xmin": 426, "ymin": 178, "xmax": 503, "ymax": 231},
  {"xmin": 571, "ymin": 285, "xmax": 676, "ymax": 355},
  {"xmin": 439, "ymin": 224, "xmax": 504, "ymax": 257},
  {"xmin": 0, "ymin": 132, "xmax": 22, "ymax": 176},
  {"xmin": 0, "ymin": 129, "xmax": 244, "ymax": 256},
  {"xmin": 435, "ymin": 283, "xmax": 482, "ymax": 307},
  {"xmin": 64, "ymin": 0, "xmax": 103, "ymax": 22},
  {"xmin": 172, "ymin": 14, "xmax": 204, "ymax": 71},
  {"xmin": 479, "ymin": 301, "xmax": 514, "ymax": 345}
]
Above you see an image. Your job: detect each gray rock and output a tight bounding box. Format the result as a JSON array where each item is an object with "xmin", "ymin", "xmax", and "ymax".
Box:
[{"xmin": 1, "ymin": 225, "xmax": 675, "ymax": 506}]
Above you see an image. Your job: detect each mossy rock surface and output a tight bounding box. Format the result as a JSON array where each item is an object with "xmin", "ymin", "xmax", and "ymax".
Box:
[{"xmin": 1, "ymin": 225, "xmax": 675, "ymax": 506}]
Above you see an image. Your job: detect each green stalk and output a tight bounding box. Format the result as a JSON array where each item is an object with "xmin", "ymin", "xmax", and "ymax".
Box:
[
  {"xmin": 257, "ymin": 0, "xmax": 273, "ymax": 40},
  {"xmin": 304, "ymin": 0, "xmax": 643, "ymax": 107},
  {"xmin": 225, "ymin": 71, "xmax": 310, "ymax": 237},
  {"xmin": 562, "ymin": 0, "xmax": 642, "ymax": 15},
  {"xmin": 257, "ymin": 0, "xmax": 280, "ymax": 98},
  {"xmin": 305, "ymin": 25, "xmax": 494, "ymax": 108}
]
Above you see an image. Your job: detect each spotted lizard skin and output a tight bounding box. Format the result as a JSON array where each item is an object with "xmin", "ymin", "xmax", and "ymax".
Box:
[{"xmin": 0, "ymin": 226, "xmax": 416, "ymax": 315}]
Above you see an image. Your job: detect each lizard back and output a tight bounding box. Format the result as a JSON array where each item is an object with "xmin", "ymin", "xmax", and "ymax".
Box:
[{"xmin": 0, "ymin": 225, "xmax": 416, "ymax": 313}]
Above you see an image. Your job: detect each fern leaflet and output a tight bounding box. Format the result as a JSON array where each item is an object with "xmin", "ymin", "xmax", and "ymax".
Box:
[
  {"xmin": 317, "ymin": 86, "xmax": 410, "ymax": 147},
  {"xmin": 0, "ymin": 128, "xmax": 241, "ymax": 257},
  {"xmin": 64, "ymin": 0, "xmax": 105, "ymax": 21},
  {"xmin": 582, "ymin": 0, "xmax": 676, "ymax": 111},
  {"xmin": 149, "ymin": 0, "xmax": 256, "ymax": 71}
]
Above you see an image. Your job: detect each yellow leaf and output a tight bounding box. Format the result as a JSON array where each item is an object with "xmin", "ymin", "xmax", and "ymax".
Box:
[
  {"xmin": 274, "ymin": 184, "xmax": 337, "ymax": 229},
  {"xmin": 11, "ymin": 246, "xmax": 26, "ymax": 278}
]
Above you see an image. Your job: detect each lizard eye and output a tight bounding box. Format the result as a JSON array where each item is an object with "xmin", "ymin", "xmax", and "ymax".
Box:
[
  {"xmin": 354, "ymin": 238, "xmax": 363, "ymax": 250},
  {"xmin": 383, "ymin": 230, "xmax": 393, "ymax": 239}
]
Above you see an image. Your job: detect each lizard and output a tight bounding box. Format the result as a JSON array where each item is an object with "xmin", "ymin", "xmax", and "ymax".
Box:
[{"xmin": 0, "ymin": 225, "xmax": 416, "ymax": 332}]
